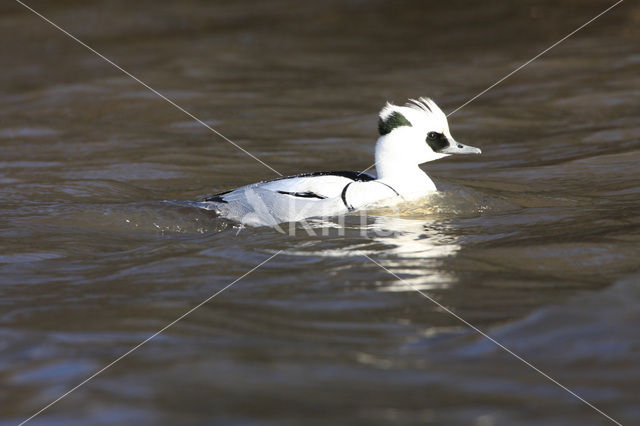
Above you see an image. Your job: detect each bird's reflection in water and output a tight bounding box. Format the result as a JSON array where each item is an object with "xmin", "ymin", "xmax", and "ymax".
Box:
[
  {"xmin": 283, "ymin": 209, "xmax": 461, "ymax": 292},
  {"xmin": 358, "ymin": 215, "xmax": 460, "ymax": 292}
]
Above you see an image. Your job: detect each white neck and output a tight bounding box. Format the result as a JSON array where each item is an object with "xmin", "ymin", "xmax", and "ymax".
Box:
[
  {"xmin": 374, "ymin": 134, "xmax": 437, "ymax": 198},
  {"xmin": 376, "ymin": 164, "xmax": 436, "ymax": 199}
]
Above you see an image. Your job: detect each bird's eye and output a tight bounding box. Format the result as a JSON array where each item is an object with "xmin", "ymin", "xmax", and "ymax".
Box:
[{"xmin": 427, "ymin": 132, "xmax": 438, "ymax": 140}]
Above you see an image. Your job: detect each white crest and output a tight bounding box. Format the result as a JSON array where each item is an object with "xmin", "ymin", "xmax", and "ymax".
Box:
[{"xmin": 378, "ymin": 97, "xmax": 450, "ymax": 135}]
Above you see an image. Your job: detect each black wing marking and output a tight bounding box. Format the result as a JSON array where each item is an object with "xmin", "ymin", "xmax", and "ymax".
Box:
[
  {"xmin": 375, "ymin": 181, "xmax": 399, "ymax": 196},
  {"xmin": 277, "ymin": 190, "xmax": 327, "ymax": 199},
  {"xmin": 341, "ymin": 182, "xmax": 354, "ymax": 211},
  {"xmin": 341, "ymin": 180, "xmax": 399, "ymax": 212}
]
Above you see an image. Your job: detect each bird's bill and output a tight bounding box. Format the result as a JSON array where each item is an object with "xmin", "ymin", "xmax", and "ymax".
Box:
[{"xmin": 440, "ymin": 140, "xmax": 481, "ymax": 154}]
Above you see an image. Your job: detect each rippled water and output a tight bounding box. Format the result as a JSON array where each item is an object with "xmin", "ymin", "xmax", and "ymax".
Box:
[{"xmin": 2, "ymin": 1, "xmax": 640, "ymax": 425}]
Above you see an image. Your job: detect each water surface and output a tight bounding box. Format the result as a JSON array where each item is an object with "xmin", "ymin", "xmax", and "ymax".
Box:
[{"xmin": 2, "ymin": 0, "xmax": 639, "ymax": 425}]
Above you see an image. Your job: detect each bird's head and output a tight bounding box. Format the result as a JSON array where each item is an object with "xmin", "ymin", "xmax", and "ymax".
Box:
[{"xmin": 375, "ymin": 98, "xmax": 480, "ymax": 171}]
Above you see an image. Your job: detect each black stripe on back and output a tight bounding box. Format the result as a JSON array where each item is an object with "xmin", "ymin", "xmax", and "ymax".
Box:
[
  {"xmin": 202, "ymin": 171, "xmax": 374, "ymax": 203},
  {"xmin": 275, "ymin": 170, "xmax": 375, "ymax": 182}
]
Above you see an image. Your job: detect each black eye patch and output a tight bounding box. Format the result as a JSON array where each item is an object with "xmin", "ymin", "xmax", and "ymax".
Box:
[{"xmin": 426, "ymin": 132, "xmax": 449, "ymax": 152}]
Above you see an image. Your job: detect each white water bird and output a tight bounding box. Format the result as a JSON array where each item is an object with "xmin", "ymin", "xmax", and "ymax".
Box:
[{"xmin": 195, "ymin": 97, "xmax": 481, "ymax": 226}]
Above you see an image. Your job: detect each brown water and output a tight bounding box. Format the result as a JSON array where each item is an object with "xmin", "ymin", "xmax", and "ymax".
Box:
[{"xmin": 2, "ymin": 0, "xmax": 640, "ymax": 425}]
